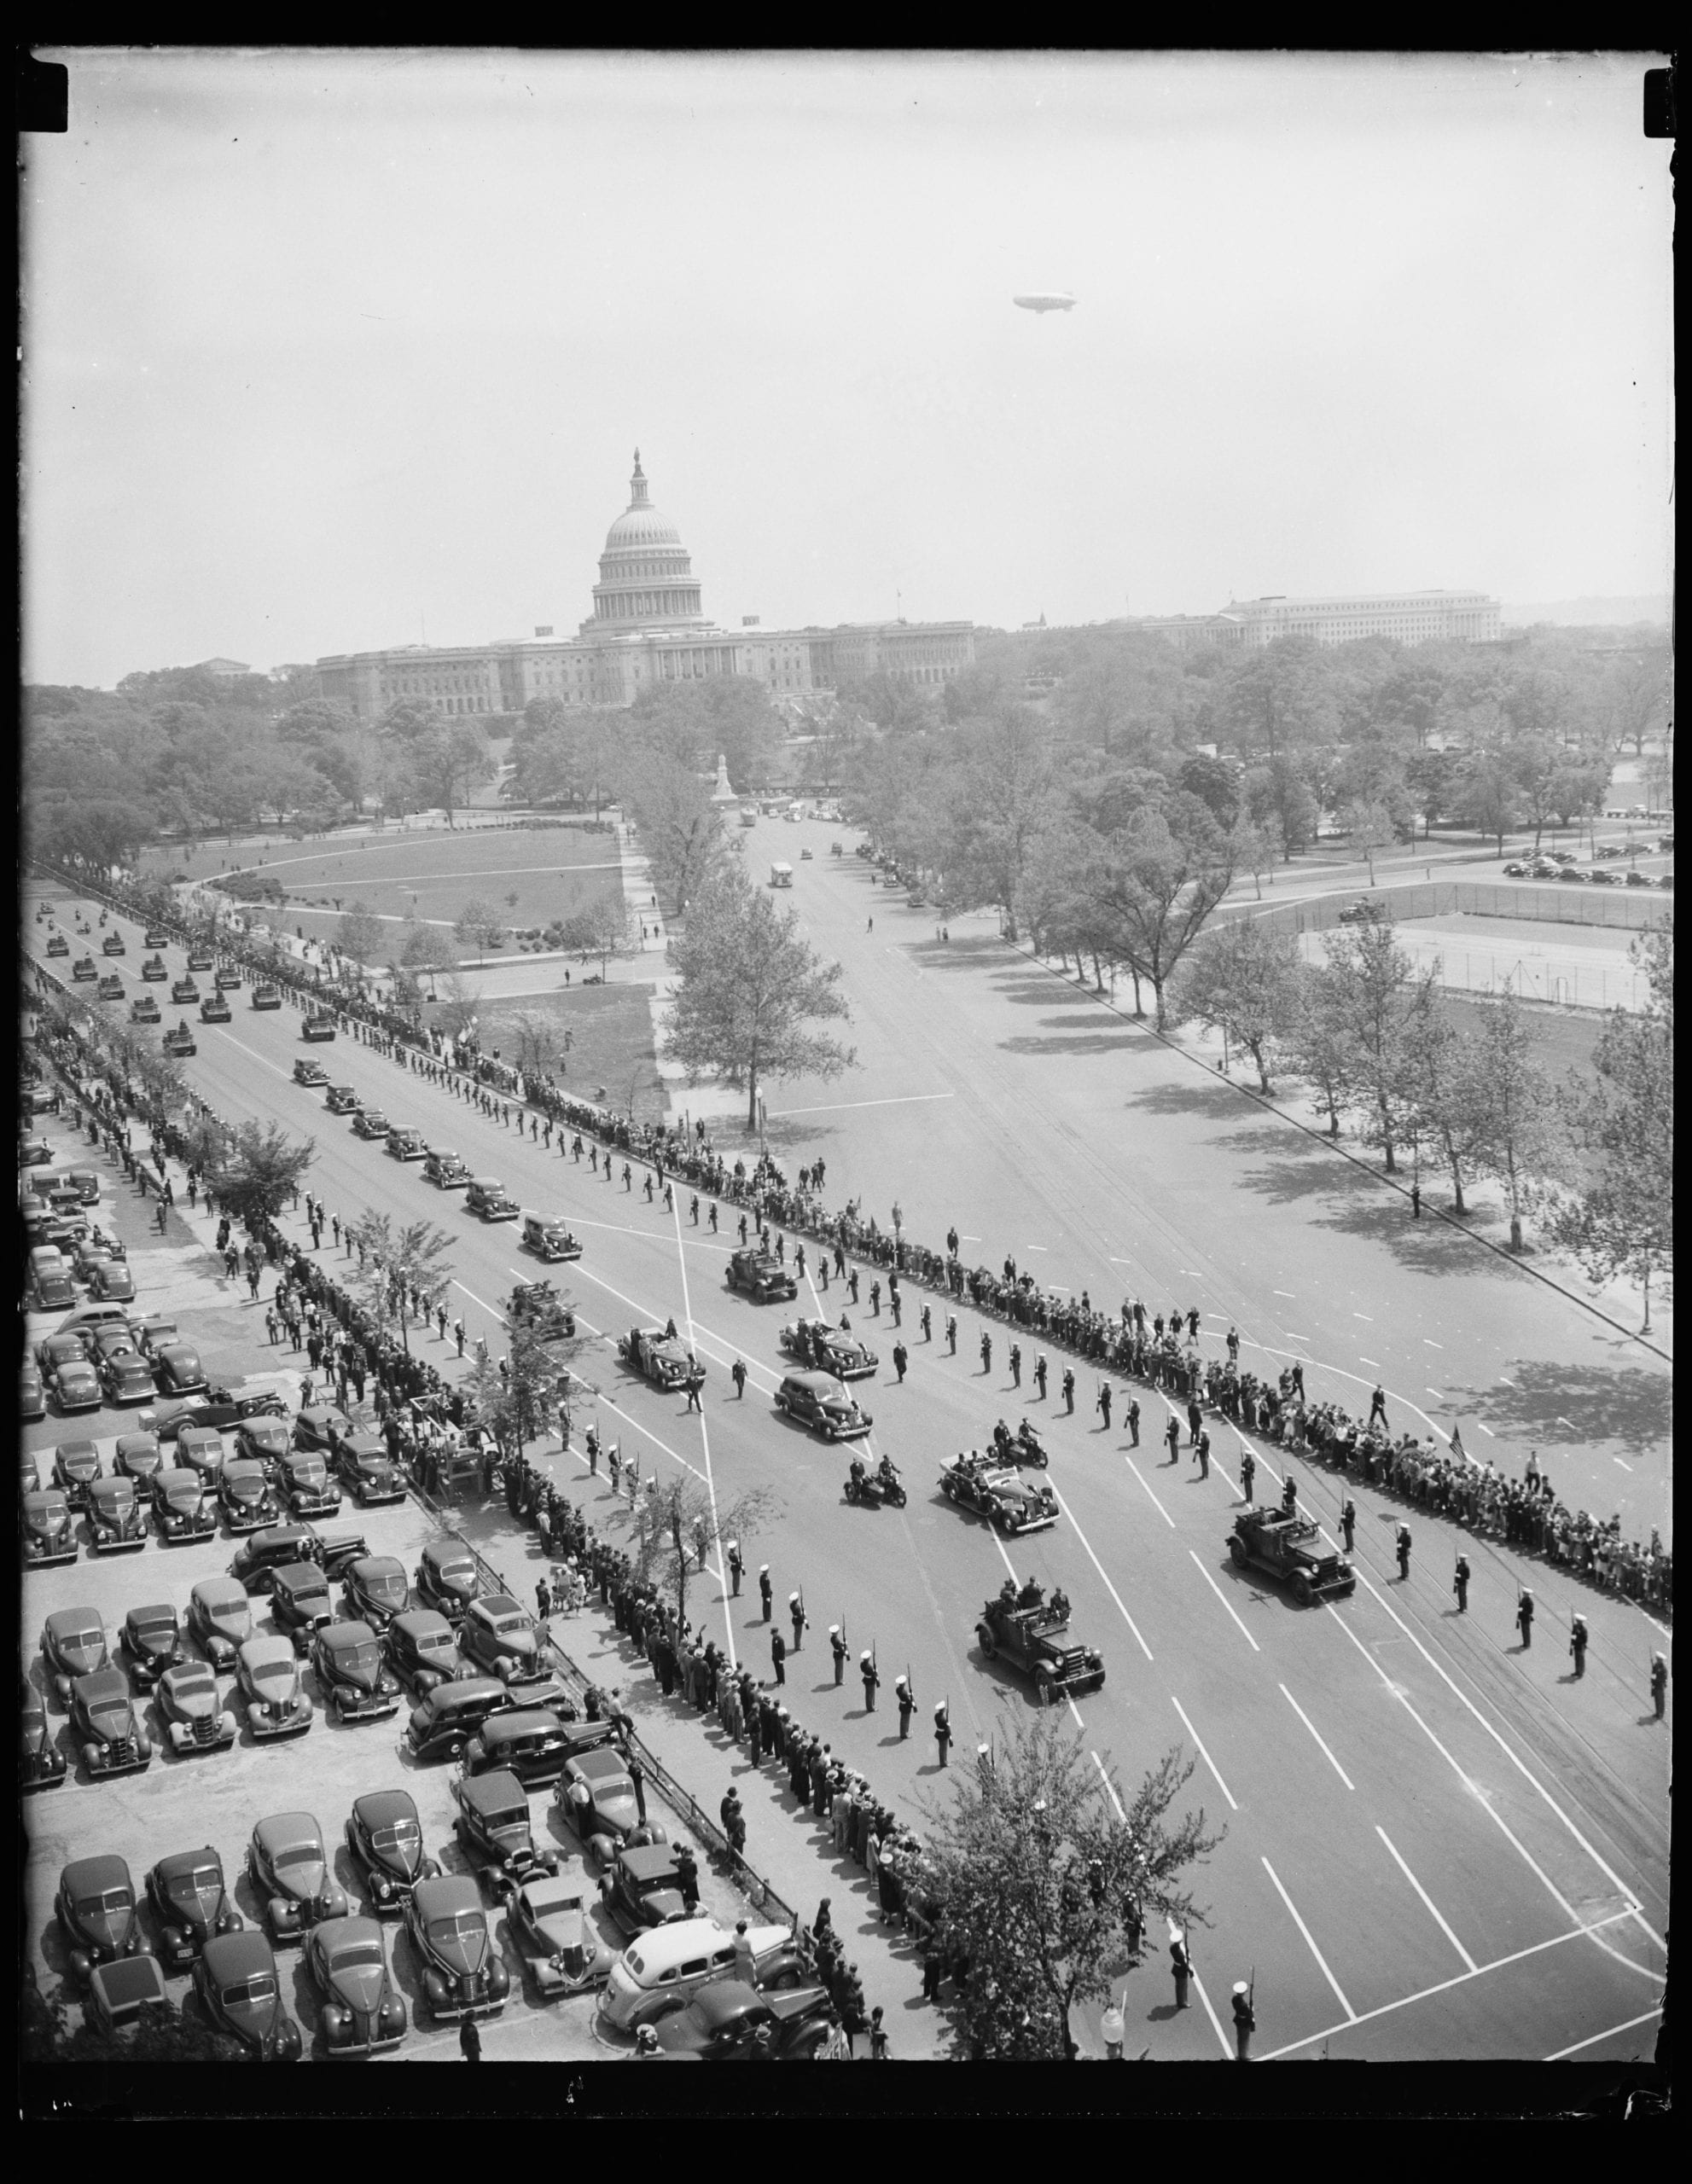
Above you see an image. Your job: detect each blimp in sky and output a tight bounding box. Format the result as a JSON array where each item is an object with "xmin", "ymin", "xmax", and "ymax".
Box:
[{"xmin": 1012, "ymin": 291, "xmax": 1077, "ymax": 313}]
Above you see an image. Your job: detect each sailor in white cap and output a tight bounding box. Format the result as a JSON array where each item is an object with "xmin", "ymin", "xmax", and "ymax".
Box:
[
  {"xmin": 1230, "ymin": 1978, "xmax": 1255, "ymax": 2059},
  {"xmin": 829, "ymin": 1624, "xmax": 846, "ymax": 1684},
  {"xmin": 789, "ymin": 1590, "xmax": 807, "ymax": 1651},
  {"xmin": 759, "ymin": 1564, "xmax": 773, "ymax": 1621},
  {"xmin": 860, "ymin": 1648, "xmax": 880, "ymax": 1711},
  {"xmin": 725, "ymin": 1539, "xmax": 744, "ymax": 1594}
]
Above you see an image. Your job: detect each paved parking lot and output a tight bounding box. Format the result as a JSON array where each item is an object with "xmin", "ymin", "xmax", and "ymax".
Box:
[{"xmin": 21, "ymin": 1118, "xmax": 747, "ymax": 2065}]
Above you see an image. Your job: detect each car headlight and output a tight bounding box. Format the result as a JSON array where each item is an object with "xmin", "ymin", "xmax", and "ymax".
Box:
[{"xmin": 375, "ymin": 1876, "xmax": 392, "ymax": 1899}]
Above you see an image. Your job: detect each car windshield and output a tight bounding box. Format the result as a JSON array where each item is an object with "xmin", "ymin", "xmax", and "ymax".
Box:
[
  {"xmin": 250, "ymin": 1658, "xmax": 294, "ymax": 1689},
  {"xmin": 366, "ymin": 1571, "xmax": 406, "ymax": 1601},
  {"xmin": 336, "ymin": 1643, "xmax": 381, "ymax": 1677},
  {"xmin": 371, "ymin": 1821, "xmax": 421, "ymax": 1855},
  {"xmin": 169, "ymin": 1867, "xmax": 221, "ymax": 1902},
  {"xmin": 223, "ymin": 1975, "xmax": 276, "ymax": 2007},
  {"xmin": 437, "ymin": 1555, "xmax": 474, "ymax": 1580},
  {"xmin": 78, "ymin": 1886, "xmax": 132, "ymax": 1915},
  {"xmin": 488, "ymin": 1609, "xmax": 526, "ymax": 1634},
  {"xmin": 172, "ymin": 1668, "xmax": 215, "ymax": 1697},
  {"xmin": 330, "ymin": 1938, "xmax": 384, "ymax": 1972},
  {"xmin": 274, "ymin": 1842, "xmax": 323, "ymax": 1871},
  {"xmin": 417, "ymin": 1630, "xmax": 456, "ymax": 1659}
]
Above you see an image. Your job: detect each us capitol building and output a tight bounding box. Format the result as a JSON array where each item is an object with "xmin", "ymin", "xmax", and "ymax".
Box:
[{"xmin": 317, "ymin": 451, "xmax": 974, "ymax": 720}]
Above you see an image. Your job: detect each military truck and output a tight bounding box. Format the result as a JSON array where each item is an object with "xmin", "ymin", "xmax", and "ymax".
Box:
[
  {"xmin": 1226, "ymin": 1508, "xmax": 1355, "ymax": 1605},
  {"xmin": 508, "ymin": 1281, "xmax": 577, "ymax": 1344},
  {"xmin": 974, "ymin": 1594, "xmax": 1104, "ymax": 1706}
]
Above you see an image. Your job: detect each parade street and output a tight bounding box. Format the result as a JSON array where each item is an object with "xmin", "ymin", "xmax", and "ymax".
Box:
[{"xmin": 24, "ymin": 871, "xmax": 1668, "ymax": 2063}]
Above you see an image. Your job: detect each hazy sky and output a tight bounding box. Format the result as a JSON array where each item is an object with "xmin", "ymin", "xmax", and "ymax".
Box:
[{"xmin": 24, "ymin": 49, "xmax": 1672, "ymax": 688}]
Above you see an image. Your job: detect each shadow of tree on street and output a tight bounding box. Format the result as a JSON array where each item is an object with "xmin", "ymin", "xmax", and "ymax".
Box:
[
  {"xmin": 1122, "ymin": 1077, "xmax": 1258, "ymax": 1121},
  {"xmin": 1446, "ymin": 1359, "xmax": 1672, "ymax": 1461},
  {"xmin": 1001, "ymin": 1028, "xmax": 1144, "ymax": 1057}
]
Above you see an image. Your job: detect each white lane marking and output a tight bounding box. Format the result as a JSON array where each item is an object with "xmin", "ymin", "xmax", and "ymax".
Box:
[
  {"xmin": 766, "ymin": 1093, "xmax": 954, "ymax": 1116},
  {"xmin": 1359, "ymin": 1356, "xmax": 1380, "ymax": 1367},
  {"xmin": 1124, "ymin": 1456, "xmax": 1175, "ymax": 1530},
  {"xmin": 209, "ymin": 1030, "xmax": 294, "ymax": 1078},
  {"xmin": 1475, "ymin": 1422, "xmax": 1495, "ymax": 1438},
  {"xmin": 1025, "ymin": 1245, "xmax": 1049, "ymax": 1252},
  {"xmin": 1274, "ymin": 1291, "xmax": 1295, "ymax": 1298},
  {"xmin": 1047, "ymin": 1483, "xmax": 1154, "ymax": 1662},
  {"xmin": 1189, "ymin": 1972, "xmax": 1236, "ymax": 2061},
  {"xmin": 1544, "ymin": 2008, "xmax": 1663, "ymax": 2061},
  {"xmin": 1067, "ymin": 1696, "xmax": 1085, "ymax": 1728},
  {"xmin": 1282, "ymin": 1332, "xmax": 1310, "ymax": 1342},
  {"xmin": 1279, "ymin": 1683, "xmax": 1354, "ymax": 1791},
  {"xmin": 1375, "ymin": 1827, "xmax": 1477, "ymax": 1972},
  {"xmin": 1497, "ymin": 1376, "xmax": 1515, "ymax": 1387},
  {"xmin": 1353, "ymin": 1313, "xmax": 1372, "ymax": 1321},
  {"xmin": 1614, "ymin": 1457, "xmax": 1633, "ymax": 1471},
  {"xmin": 1170, "ymin": 1695, "xmax": 1237, "ymax": 1811},
  {"xmin": 1424, "ymin": 1339, "xmax": 1443, "ymax": 1349},
  {"xmin": 1427, "ymin": 1387, "xmax": 1445, "ymax": 1398},
  {"xmin": 1259, "ymin": 1911, "xmax": 1637, "ymax": 2060},
  {"xmin": 1556, "ymin": 1416, "xmax": 1576, "ymax": 1430},
  {"xmin": 669, "ymin": 1193, "xmax": 735, "ymax": 1676},
  {"xmin": 1262, "ymin": 1857, "xmax": 1355, "ymax": 2019},
  {"xmin": 1321, "ymin": 1594, "xmax": 1646, "ymax": 1945},
  {"xmin": 1188, "ymin": 1550, "xmax": 1260, "ymax": 1652}
]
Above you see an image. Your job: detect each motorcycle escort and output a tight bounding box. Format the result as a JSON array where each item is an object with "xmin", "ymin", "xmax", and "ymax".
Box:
[
  {"xmin": 992, "ymin": 1419, "xmax": 1049, "ymax": 1470},
  {"xmin": 844, "ymin": 1454, "xmax": 907, "ymax": 1510}
]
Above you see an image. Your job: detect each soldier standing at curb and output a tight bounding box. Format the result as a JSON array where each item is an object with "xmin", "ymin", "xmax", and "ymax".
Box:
[
  {"xmin": 1125, "ymin": 1396, "xmax": 1140, "ymax": 1447},
  {"xmin": 1650, "ymin": 1653, "xmax": 1667, "ymax": 1718},
  {"xmin": 893, "ymin": 1340, "xmax": 908, "ymax": 1382},
  {"xmin": 1171, "ymin": 1931, "xmax": 1191, "ymax": 2010},
  {"xmin": 1569, "ymin": 1614, "xmax": 1588, "ymax": 1678},
  {"xmin": 860, "ymin": 1651, "xmax": 880, "ymax": 1711},
  {"xmin": 1452, "ymin": 1554, "xmax": 1470, "ymax": 1613},
  {"xmin": 1240, "ymin": 1449, "xmax": 1255, "ymax": 1503},
  {"xmin": 1516, "ymin": 1588, "xmax": 1535, "ymax": 1649},
  {"xmin": 1396, "ymin": 1524, "xmax": 1412, "ymax": 1581},
  {"xmin": 1096, "ymin": 1381, "xmax": 1113, "ymax": 1431},
  {"xmin": 1195, "ymin": 1429, "xmax": 1211, "ymax": 1480},
  {"xmin": 726, "ymin": 1541, "xmax": 743, "ymax": 1595},
  {"xmin": 789, "ymin": 1592, "xmax": 807, "ymax": 1652},
  {"xmin": 895, "ymin": 1676, "xmax": 914, "ymax": 1739},
  {"xmin": 933, "ymin": 1701, "xmax": 951, "ymax": 1768},
  {"xmin": 1034, "ymin": 1353, "xmax": 1048, "ymax": 1399},
  {"xmin": 1340, "ymin": 1497, "xmax": 1357, "ymax": 1553},
  {"xmin": 1231, "ymin": 1980, "xmax": 1255, "ymax": 2060},
  {"xmin": 1061, "ymin": 1368, "xmax": 1075, "ymax": 1414},
  {"xmin": 770, "ymin": 1628, "xmax": 787, "ymax": 1686},
  {"xmin": 731, "ymin": 1358, "xmax": 747, "ymax": 1398},
  {"xmin": 829, "ymin": 1625, "xmax": 847, "ymax": 1686},
  {"xmin": 759, "ymin": 1564, "xmax": 773, "ymax": 1622}
]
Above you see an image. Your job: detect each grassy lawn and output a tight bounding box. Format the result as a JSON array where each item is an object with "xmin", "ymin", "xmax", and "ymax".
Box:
[
  {"xmin": 137, "ymin": 823, "xmax": 625, "ymax": 957},
  {"xmin": 454, "ymin": 985, "xmax": 667, "ymax": 1126}
]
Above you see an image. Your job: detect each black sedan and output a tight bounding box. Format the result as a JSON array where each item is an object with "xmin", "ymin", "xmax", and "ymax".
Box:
[
  {"xmin": 305, "ymin": 1916, "xmax": 409, "ymax": 2056},
  {"xmin": 344, "ymin": 1788, "xmax": 439, "ymax": 1914},
  {"xmin": 147, "ymin": 1846, "xmax": 244, "ymax": 1969},
  {"xmin": 653, "ymin": 1979, "xmax": 840, "ymax": 2060},
  {"xmin": 119, "ymin": 1603, "xmax": 183, "ymax": 1688},
  {"xmin": 332, "ymin": 1426, "xmax": 405, "ymax": 1507},
  {"xmin": 193, "ymin": 1931, "xmax": 302, "ymax": 2059}
]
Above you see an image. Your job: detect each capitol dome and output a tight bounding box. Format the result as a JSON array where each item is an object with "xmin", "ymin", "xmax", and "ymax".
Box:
[{"xmin": 581, "ymin": 450, "xmax": 709, "ymax": 636}]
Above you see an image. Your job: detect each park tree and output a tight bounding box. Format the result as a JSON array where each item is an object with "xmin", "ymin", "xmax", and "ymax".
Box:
[
  {"xmin": 431, "ymin": 971, "xmax": 482, "ymax": 1042},
  {"xmin": 631, "ymin": 674, "xmax": 783, "ymax": 795},
  {"xmin": 1215, "ymin": 637, "xmax": 1335, "ymax": 759},
  {"xmin": 1228, "ymin": 814, "xmax": 1283, "ymax": 900},
  {"xmin": 1337, "ymin": 796, "xmax": 1398, "ymax": 886},
  {"xmin": 335, "ymin": 899, "xmax": 386, "ymax": 971},
  {"xmin": 20, "ymin": 1973, "xmax": 241, "ymax": 2065},
  {"xmin": 454, "ymin": 897, "xmax": 507, "ymax": 964},
  {"xmin": 1323, "ymin": 913, "xmax": 1437, "ymax": 1175},
  {"xmin": 942, "ymin": 709, "xmax": 1065, "ymax": 933},
  {"xmin": 1601, "ymin": 646, "xmax": 1672, "ymax": 759},
  {"xmin": 1401, "ymin": 1008, "xmax": 1488, "ymax": 1214},
  {"xmin": 665, "ymin": 865, "xmax": 856, "ymax": 1130},
  {"xmin": 1546, "ymin": 919, "xmax": 1673, "ymax": 1329},
  {"xmin": 1240, "ymin": 756, "xmax": 1320, "ymax": 858},
  {"xmin": 405, "ymin": 723, "xmax": 492, "ymax": 819},
  {"xmin": 400, "ymin": 919, "xmax": 455, "ymax": 973},
  {"xmin": 620, "ymin": 753, "xmax": 730, "ymax": 915},
  {"xmin": 1074, "ymin": 797, "xmax": 1236, "ymax": 1031},
  {"xmin": 203, "ymin": 1119, "xmax": 316, "ymax": 1226},
  {"xmin": 922, "ymin": 1715, "xmax": 1224, "ymax": 2061},
  {"xmin": 508, "ymin": 1008, "xmax": 567, "ymax": 1080},
  {"xmin": 560, "ymin": 890, "xmax": 636, "ymax": 978},
  {"xmin": 609, "ymin": 1472, "xmax": 782, "ymax": 1629},
  {"xmin": 1451, "ymin": 751, "xmax": 1523, "ymax": 852},
  {"xmin": 1170, "ymin": 917, "xmax": 1301, "ymax": 1091},
  {"xmin": 1462, "ymin": 990, "xmax": 1561, "ymax": 1251},
  {"xmin": 345, "ymin": 1211, "xmax": 456, "ymax": 1356},
  {"xmin": 1282, "ymin": 957, "xmax": 1354, "ymax": 1139}
]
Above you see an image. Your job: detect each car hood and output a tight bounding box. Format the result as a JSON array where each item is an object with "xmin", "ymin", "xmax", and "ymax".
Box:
[
  {"xmin": 60, "ymin": 1448, "xmax": 102, "ymax": 1476},
  {"xmin": 329, "ymin": 1960, "xmax": 389, "ymax": 2014},
  {"xmin": 167, "ymin": 1880, "xmax": 226, "ymax": 1935},
  {"xmin": 225, "ymin": 1472, "xmax": 269, "ymax": 1502},
  {"xmin": 162, "ymin": 1478, "xmax": 207, "ymax": 1510},
  {"xmin": 273, "ymin": 1856, "xmax": 328, "ymax": 1902},
  {"xmin": 534, "ymin": 1906, "xmax": 588, "ymax": 1955},
  {"xmin": 637, "ymin": 1888, "xmax": 689, "ymax": 1926},
  {"xmin": 589, "ymin": 1784, "xmax": 639, "ymax": 1835},
  {"xmin": 55, "ymin": 1635, "xmax": 108, "ymax": 1675},
  {"xmin": 217, "ymin": 1989, "xmax": 281, "ymax": 2041},
  {"xmin": 83, "ymin": 1693, "xmax": 137, "ymax": 1740},
  {"xmin": 75, "ymin": 1904, "xmax": 135, "ymax": 1955},
  {"xmin": 170, "ymin": 1680, "xmax": 220, "ymax": 1721},
  {"xmin": 204, "ymin": 1606, "xmax": 252, "ymax": 1644},
  {"xmin": 425, "ymin": 1924, "xmax": 488, "ymax": 1978}
]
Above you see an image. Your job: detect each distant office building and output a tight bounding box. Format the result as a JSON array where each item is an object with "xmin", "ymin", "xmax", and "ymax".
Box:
[
  {"xmin": 1131, "ymin": 590, "xmax": 1502, "ymax": 651},
  {"xmin": 316, "ymin": 450, "xmax": 974, "ymax": 718},
  {"xmin": 195, "ymin": 657, "xmax": 253, "ymax": 677}
]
